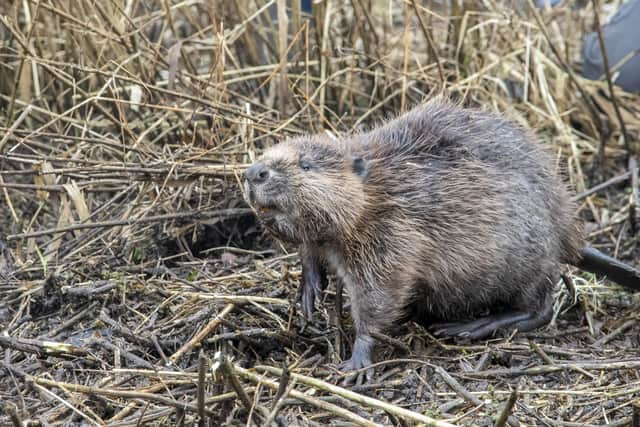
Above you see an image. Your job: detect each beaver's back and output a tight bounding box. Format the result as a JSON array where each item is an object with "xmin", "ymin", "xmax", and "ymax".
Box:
[{"xmin": 349, "ymin": 100, "xmax": 582, "ymax": 320}]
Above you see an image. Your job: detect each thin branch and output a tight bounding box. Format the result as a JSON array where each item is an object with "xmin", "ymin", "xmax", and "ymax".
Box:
[
  {"xmin": 591, "ymin": 0, "xmax": 631, "ymax": 159},
  {"xmin": 7, "ymin": 209, "xmax": 252, "ymax": 240}
]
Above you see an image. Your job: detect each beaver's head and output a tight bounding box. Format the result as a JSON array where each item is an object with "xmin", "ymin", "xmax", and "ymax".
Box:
[{"xmin": 244, "ymin": 135, "xmax": 368, "ymax": 244}]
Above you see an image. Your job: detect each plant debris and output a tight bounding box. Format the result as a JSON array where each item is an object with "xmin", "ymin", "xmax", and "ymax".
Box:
[{"xmin": 1, "ymin": 0, "xmax": 639, "ymax": 425}]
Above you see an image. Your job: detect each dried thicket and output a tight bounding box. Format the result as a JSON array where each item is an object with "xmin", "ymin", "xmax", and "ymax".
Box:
[{"xmin": 0, "ymin": 1, "xmax": 639, "ymax": 425}]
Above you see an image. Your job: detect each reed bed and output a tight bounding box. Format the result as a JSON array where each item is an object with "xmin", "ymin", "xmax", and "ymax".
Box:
[{"xmin": 1, "ymin": 0, "xmax": 639, "ymax": 425}]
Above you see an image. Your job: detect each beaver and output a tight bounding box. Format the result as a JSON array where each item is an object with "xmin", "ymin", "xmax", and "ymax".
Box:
[{"xmin": 243, "ymin": 98, "xmax": 640, "ymax": 374}]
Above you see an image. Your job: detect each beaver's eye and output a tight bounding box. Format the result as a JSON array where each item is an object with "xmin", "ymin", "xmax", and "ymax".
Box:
[{"xmin": 300, "ymin": 160, "xmax": 312, "ymax": 171}]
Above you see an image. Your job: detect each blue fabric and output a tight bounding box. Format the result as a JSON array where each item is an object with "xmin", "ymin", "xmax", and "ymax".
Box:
[
  {"xmin": 535, "ymin": 0, "xmax": 562, "ymax": 7},
  {"xmin": 582, "ymin": 0, "xmax": 640, "ymax": 92}
]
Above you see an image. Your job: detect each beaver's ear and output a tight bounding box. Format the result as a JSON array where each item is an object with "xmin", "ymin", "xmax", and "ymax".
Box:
[{"xmin": 351, "ymin": 156, "xmax": 368, "ymax": 178}]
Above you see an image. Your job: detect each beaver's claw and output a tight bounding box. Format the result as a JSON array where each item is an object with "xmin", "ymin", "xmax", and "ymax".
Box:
[
  {"xmin": 299, "ymin": 254, "xmax": 328, "ymax": 320},
  {"xmin": 337, "ymin": 335, "xmax": 375, "ymax": 385}
]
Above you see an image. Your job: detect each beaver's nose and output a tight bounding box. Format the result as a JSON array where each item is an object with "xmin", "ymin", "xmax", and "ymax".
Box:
[{"xmin": 245, "ymin": 163, "xmax": 271, "ymax": 184}]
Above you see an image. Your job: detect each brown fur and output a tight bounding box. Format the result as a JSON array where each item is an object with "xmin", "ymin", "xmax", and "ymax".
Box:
[{"xmin": 244, "ymin": 98, "xmax": 583, "ymax": 370}]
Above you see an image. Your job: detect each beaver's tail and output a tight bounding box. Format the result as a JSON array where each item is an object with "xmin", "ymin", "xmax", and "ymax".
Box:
[{"xmin": 575, "ymin": 246, "xmax": 640, "ymax": 291}]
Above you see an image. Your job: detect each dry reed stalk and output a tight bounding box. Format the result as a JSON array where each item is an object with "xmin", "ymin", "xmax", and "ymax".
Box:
[
  {"xmin": 277, "ymin": 0, "xmax": 289, "ymax": 116},
  {"xmin": 256, "ymin": 365, "xmax": 458, "ymax": 427},
  {"xmin": 169, "ymin": 303, "xmax": 236, "ymax": 364}
]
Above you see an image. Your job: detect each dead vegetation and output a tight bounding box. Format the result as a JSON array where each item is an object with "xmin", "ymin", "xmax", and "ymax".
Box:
[{"xmin": 1, "ymin": 0, "xmax": 639, "ymax": 425}]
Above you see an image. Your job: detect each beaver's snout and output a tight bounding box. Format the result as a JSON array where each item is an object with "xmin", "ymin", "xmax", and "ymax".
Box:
[
  {"xmin": 244, "ymin": 162, "xmax": 281, "ymax": 216},
  {"xmin": 245, "ymin": 162, "xmax": 272, "ymax": 185}
]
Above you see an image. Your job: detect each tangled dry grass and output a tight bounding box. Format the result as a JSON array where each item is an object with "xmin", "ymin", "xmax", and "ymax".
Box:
[{"xmin": 1, "ymin": 0, "xmax": 640, "ymax": 425}]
